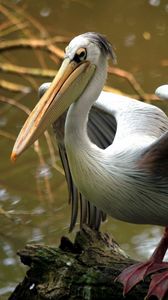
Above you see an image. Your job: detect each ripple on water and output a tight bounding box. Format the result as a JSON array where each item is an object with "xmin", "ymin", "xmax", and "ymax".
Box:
[{"xmin": 36, "ymin": 164, "xmax": 52, "ymax": 179}]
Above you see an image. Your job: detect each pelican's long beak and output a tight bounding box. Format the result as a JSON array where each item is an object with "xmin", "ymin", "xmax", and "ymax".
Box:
[{"xmin": 11, "ymin": 57, "xmax": 96, "ymax": 161}]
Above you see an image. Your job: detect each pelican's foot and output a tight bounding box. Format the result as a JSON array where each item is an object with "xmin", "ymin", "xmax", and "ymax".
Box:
[
  {"xmin": 147, "ymin": 270, "xmax": 168, "ymax": 300},
  {"xmin": 116, "ymin": 261, "xmax": 168, "ymax": 298}
]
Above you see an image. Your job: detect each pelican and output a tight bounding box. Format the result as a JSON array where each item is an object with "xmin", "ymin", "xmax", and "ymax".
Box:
[{"xmin": 11, "ymin": 32, "xmax": 168, "ymax": 299}]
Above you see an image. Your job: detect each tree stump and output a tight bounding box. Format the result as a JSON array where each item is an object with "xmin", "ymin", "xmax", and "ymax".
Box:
[{"xmin": 9, "ymin": 226, "xmax": 154, "ymax": 300}]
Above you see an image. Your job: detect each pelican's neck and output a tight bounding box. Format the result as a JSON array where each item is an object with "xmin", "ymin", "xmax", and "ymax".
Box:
[
  {"xmin": 65, "ymin": 57, "xmax": 108, "ymax": 146},
  {"xmin": 64, "ymin": 58, "xmax": 108, "ymax": 205}
]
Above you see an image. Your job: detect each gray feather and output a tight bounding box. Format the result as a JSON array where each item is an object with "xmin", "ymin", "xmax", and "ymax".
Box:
[
  {"xmin": 139, "ymin": 131, "xmax": 168, "ymax": 177},
  {"xmin": 38, "ymin": 83, "xmax": 118, "ymax": 231},
  {"xmin": 79, "ymin": 194, "xmax": 88, "ymax": 226},
  {"xmin": 88, "ymin": 107, "xmax": 116, "ymax": 148}
]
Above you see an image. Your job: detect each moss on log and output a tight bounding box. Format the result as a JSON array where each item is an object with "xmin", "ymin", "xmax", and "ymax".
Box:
[{"xmin": 9, "ymin": 226, "xmax": 153, "ymax": 300}]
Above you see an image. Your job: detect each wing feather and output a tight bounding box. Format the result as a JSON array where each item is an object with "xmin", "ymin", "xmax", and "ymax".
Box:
[
  {"xmin": 139, "ymin": 131, "xmax": 168, "ymax": 177},
  {"xmin": 88, "ymin": 107, "xmax": 116, "ymax": 148},
  {"xmin": 39, "ymin": 84, "xmax": 117, "ymax": 231}
]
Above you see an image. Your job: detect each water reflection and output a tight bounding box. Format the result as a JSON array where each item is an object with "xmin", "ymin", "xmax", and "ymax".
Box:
[
  {"xmin": 0, "ymin": 117, "xmax": 8, "ymax": 127},
  {"xmin": 36, "ymin": 164, "xmax": 52, "ymax": 179},
  {"xmin": 149, "ymin": 0, "xmax": 161, "ymax": 7},
  {"xmin": 29, "ymin": 227, "xmax": 44, "ymax": 242},
  {"xmin": 0, "ymin": 188, "xmax": 9, "ymax": 202},
  {"xmin": 40, "ymin": 7, "xmax": 51, "ymax": 18},
  {"xmin": 0, "ymin": 285, "xmax": 17, "ymax": 298},
  {"xmin": 132, "ymin": 226, "xmax": 162, "ymax": 258},
  {"xmin": 124, "ymin": 33, "xmax": 136, "ymax": 47},
  {"xmin": 165, "ymin": 4, "xmax": 168, "ymax": 12}
]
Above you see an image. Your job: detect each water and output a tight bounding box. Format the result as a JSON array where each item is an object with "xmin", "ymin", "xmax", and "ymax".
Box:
[{"xmin": 0, "ymin": 0, "xmax": 168, "ymax": 298}]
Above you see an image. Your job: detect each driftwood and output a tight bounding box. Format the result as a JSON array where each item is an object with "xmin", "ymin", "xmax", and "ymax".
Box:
[{"xmin": 8, "ymin": 225, "xmax": 155, "ymax": 300}]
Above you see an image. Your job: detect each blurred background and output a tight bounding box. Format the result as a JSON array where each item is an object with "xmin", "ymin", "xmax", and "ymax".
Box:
[{"xmin": 0, "ymin": 0, "xmax": 168, "ymax": 298}]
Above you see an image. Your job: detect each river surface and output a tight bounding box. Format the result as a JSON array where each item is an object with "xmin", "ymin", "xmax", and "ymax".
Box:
[{"xmin": 0, "ymin": 0, "xmax": 168, "ymax": 298}]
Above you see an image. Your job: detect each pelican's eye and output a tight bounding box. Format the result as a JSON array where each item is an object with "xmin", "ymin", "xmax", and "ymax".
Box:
[{"xmin": 74, "ymin": 47, "xmax": 87, "ymax": 63}]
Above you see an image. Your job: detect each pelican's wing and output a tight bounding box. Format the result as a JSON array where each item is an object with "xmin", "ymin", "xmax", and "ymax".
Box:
[
  {"xmin": 88, "ymin": 105, "xmax": 116, "ymax": 149},
  {"xmin": 95, "ymin": 91, "xmax": 168, "ymax": 178},
  {"xmin": 39, "ymin": 84, "xmax": 116, "ymax": 231},
  {"xmin": 53, "ymin": 104, "xmax": 116, "ymax": 232},
  {"xmin": 57, "ymin": 142, "xmax": 107, "ymax": 231},
  {"xmin": 139, "ymin": 131, "xmax": 168, "ymax": 177}
]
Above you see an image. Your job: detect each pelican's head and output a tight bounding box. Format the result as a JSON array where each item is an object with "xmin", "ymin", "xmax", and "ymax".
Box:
[{"xmin": 11, "ymin": 32, "xmax": 116, "ymax": 161}]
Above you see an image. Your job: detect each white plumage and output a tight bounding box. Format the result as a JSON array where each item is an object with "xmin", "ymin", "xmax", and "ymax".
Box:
[{"xmin": 65, "ymin": 90, "xmax": 168, "ymax": 225}]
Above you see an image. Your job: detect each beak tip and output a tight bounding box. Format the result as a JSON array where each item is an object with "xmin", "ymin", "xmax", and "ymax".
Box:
[{"xmin": 10, "ymin": 152, "xmax": 17, "ymax": 162}]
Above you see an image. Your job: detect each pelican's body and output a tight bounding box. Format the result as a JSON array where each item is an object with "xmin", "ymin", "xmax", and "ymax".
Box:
[
  {"xmin": 65, "ymin": 91, "xmax": 168, "ymax": 226},
  {"xmin": 11, "ymin": 32, "xmax": 168, "ymax": 299}
]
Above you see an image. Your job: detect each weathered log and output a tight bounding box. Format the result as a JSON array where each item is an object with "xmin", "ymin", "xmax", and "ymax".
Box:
[{"xmin": 9, "ymin": 226, "xmax": 154, "ymax": 300}]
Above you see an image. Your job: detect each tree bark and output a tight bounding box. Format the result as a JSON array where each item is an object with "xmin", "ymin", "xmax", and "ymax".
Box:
[{"xmin": 9, "ymin": 226, "xmax": 152, "ymax": 300}]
